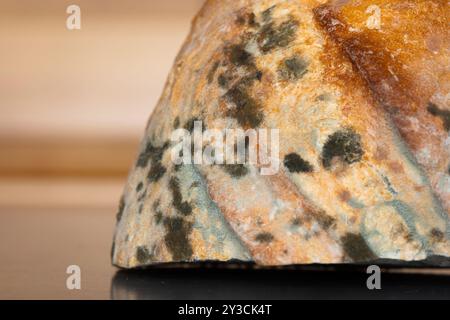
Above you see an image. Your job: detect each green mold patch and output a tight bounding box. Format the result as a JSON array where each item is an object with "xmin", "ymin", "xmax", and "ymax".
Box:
[
  {"xmin": 163, "ymin": 217, "xmax": 194, "ymax": 261},
  {"xmin": 153, "ymin": 200, "xmax": 164, "ymax": 225},
  {"xmin": 218, "ymin": 73, "xmax": 232, "ymax": 88},
  {"xmin": 136, "ymin": 140, "xmax": 170, "ymax": 184},
  {"xmin": 184, "ymin": 117, "xmax": 204, "ymax": 133},
  {"xmin": 173, "ymin": 116, "xmax": 180, "ymax": 129},
  {"xmin": 116, "ymin": 196, "xmax": 125, "ymax": 222},
  {"xmin": 278, "ymin": 55, "xmax": 308, "ymax": 81},
  {"xmin": 321, "ymin": 128, "xmax": 364, "ymax": 169},
  {"xmin": 226, "ymin": 44, "xmax": 255, "ymax": 68},
  {"xmin": 307, "ymin": 209, "xmax": 336, "ymax": 230},
  {"xmin": 169, "ymin": 177, "xmax": 193, "ymax": 216},
  {"xmin": 236, "ymin": 12, "xmax": 258, "ymax": 27},
  {"xmin": 427, "ymin": 102, "xmax": 450, "ymax": 131},
  {"xmin": 261, "ymin": 5, "xmax": 276, "ymax": 24},
  {"xmin": 147, "ymin": 162, "xmax": 167, "ymax": 183},
  {"xmin": 430, "ymin": 228, "xmax": 445, "ymax": 243},
  {"xmin": 225, "ymin": 83, "xmax": 264, "ymax": 128},
  {"xmin": 255, "ymin": 232, "xmax": 275, "ymax": 243},
  {"xmin": 223, "ymin": 164, "xmax": 249, "ymax": 178},
  {"xmin": 136, "ymin": 141, "xmax": 169, "ymax": 169},
  {"xmin": 110, "ymin": 241, "xmax": 115, "ymax": 261},
  {"xmin": 284, "ymin": 153, "xmax": 314, "ymax": 173},
  {"xmin": 257, "ymin": 19, "xmax": 299, "ymax": 53},
  {"xmin": 136, "ymin": 246, "xmax": 153, "ymax": 264},
  {"xmin": 291, "ymin": 217, "xmax": 302, "ymax": 227},
  {"xmin": 341, "ymin": 233, "xmax": 377, "ymax": 262}
]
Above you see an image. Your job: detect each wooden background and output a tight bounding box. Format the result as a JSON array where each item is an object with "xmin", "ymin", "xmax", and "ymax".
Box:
[{"xmin": 0, "ymin": 0, "xmax": 203, "ymax": 209}]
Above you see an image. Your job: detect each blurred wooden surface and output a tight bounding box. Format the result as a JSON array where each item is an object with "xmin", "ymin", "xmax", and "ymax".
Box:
[
  {"xmin": 0, "ymin": 178, "xmax": 124, "ymax": 210},
  {"xmin": 0, "ymin": 0, "xmax": 203, "ymax": 186},
  {"xmin": 0, "ymin": 137, "xmax": 138, "ymax": 178},
  {"xmin": 0, "ymin": 208, "xmax": 116, "ymax": 299}
]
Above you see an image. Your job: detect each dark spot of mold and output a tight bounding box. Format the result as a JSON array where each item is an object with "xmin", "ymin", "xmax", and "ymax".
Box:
[
  {"xmin": 237, "ymin": 12, "xmax": 257, "ymax": 27},
  {"xmin": 261, "ymin": 5, "xmax": 276, "ymax": 23},
  {"xmin": 341, "ymin": 233, "xmax": 376, "ymax": 262},
  {"xmin": 136, "ymin": 246, "xmax": 152, "ymax": 264},
  {"xmin": 255, "ymin": 70, "xmax": 263, "ymax": 81},
  {"xmin": 427, "ymin": 102, "xmax": 450, "ymax": 131},
  {"xmin": 309, "ymin": 209, "xmax": 336, "ymax": 230},
  {"xmin": 136, "ymin": 182, "xmax": 143, "ymax": 193},
  {"xmin": 147, "ymin": 162, "xmax": 167, "ymax": 183},
  {"xmin": 164, "ymin": 217, "xmax": 193, "ymax": 261},
  {"xmin": 227, "ymin": 44, "xmax": 254, "ymax": 67},
  {"xmin": 284, "ymin": 153, "xmax": 314, "ymax": 173},
  {"xmin": 248, "ymin": 13, "xmax": 258, "ymax": 27},
  {"xmin": 218, "ymin": 73, "xmax": 231, "ymax": 88},
  {"xmin": 255, "ymin": 232, "xmax": 274, "ymax": 243},
  {"xmin": 430, "ymin": 228, "xmax": 445, "ymax": 243},
  {"xmin": 190, "ymin": 181, "xmax": 201, "ymax": 189},
  {"xmin": 152, "ymin": 201, "xmax": 164, "ymax": 225},
  {"xmin": 110, "ymin": 241, "xmax": 115, "ymax": 261},
  {"xmin": 322, "ymin": 129, "xmax": 364, "ymax": 169},
  {"xmin": 223, "ymin": 164, "xmax": 249, "ymax": 178},
  {"xmin": 257, "ymin": 19, "xmax": 299, "ymax": 53},
  {"xmin": 137, "ymin": 142, "xmax": 170, "ymax": 185},
  {"xmin": 184, "ymin": 117, "xmax": 204, "ymax": 134},
  {"xmin": 173, "ymin": 116, "xmax": 180, "ymax": 129},
  {"xmin": 136, "ymin": 141, "xmax": 169, "ymax": 169},
  {"xmin": 137, "ymin": 188, "xmax": 147, "ymax": 202},
  {"xmin": 155, "ymin": 211, "xmax": 163, "ymax": 225},
  {"xmin": 291, "ymin": 217, "xmax": 302, "ymax": 226},
  {"xmin": 240, "ymin": 71, "xmax": 264, "ymax": 84},
  {"xmin": 278, "ymin": 55, "xmax": 308, "ymax": 81},
  {"xmin": 393, "ymin": 224, "xmax": 414, "ymax": 243},
  {"xmin": 225, "ymin": 84, "xmax": 264, "ymax": 128},
  {"xmin": 207, "ymin": 61, "xmax": 220, "ymax": 84},
  {"xmin": 236, "ymin": 15, "xmax": 246, "ymax": 25},
  {"xmin": 174, "ymin": 163, "xmax": 183, "ymax": 172},
  {"xmin": 169, "ymin": 177, "xmax": 193, "ymax": 216},
  {"xmin": 116, "ymin": 196, "xmax": 125, "ymax": 222},
  {"xmin": 317, "ymin": 93, "xmax": 331, "ymax": 101}
]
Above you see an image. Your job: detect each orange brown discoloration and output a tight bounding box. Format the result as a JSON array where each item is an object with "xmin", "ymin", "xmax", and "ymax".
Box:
[
  {"xmin": 314, "ymin": 0, "xmax": 450, "ymax": 214},
  {"xmin": 339, "ymin": 190, "xmax": 352, "ymax": 202}
]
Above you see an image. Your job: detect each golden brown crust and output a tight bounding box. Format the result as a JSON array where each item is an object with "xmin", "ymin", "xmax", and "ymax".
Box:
[
  {"xmin": 314, "ymin": 0, "xmax": 450, "ymax": 214},
  {"xmin": 315, "ymin": 0, "xmax": 449, "ymax": 113}
]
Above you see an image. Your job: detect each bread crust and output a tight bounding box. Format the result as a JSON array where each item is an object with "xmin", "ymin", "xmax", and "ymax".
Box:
[
  {"xmin": 314, "ymin": 0, "xmax": 450, "ymax": 214},
  {"xmin": 112, "ymin": 0, "xmax": 450, "ymax": 268}
]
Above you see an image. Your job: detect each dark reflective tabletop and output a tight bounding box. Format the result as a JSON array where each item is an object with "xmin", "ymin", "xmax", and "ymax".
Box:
[
  {"xmin": 110, "ymin": 268, "xmax": 450, "ymax": 300},
  {"xmin": 2, "ymin": 209, "xmax": 450, "ymax": 300}
]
